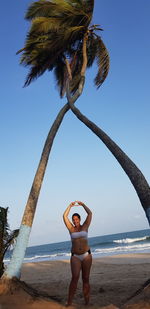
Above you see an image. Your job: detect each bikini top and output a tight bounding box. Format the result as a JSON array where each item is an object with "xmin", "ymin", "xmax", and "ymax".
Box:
[{"xmin": 70, "ymin": 230, "xmax": 88, "ymax": 240}]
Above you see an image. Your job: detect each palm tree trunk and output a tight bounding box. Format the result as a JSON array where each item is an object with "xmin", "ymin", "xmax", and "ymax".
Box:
[
  {"xmin": 2, "ymin": 78, "xmax": 85, "ymax": 281},
  {"xmin": 2, "ymin": 103, "xmax": 69, "ymax": 280},
  {"xmin": 81, "ymin": 33, "xmax": 88, "ymax": 77},
  {"xmin": 67, "ymin": 90, "xmax": 150, "ymax": 223}
]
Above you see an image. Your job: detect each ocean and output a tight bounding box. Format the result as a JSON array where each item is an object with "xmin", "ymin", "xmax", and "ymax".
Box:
[{"xmin": 4, "ymin": 228, "xmax": 150, "ymax": 264}]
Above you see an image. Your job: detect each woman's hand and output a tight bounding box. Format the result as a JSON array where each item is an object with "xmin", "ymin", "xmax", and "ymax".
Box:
[
  {"xmin": 69, "ymin": 201, "xmax": 76, "ymax": 207},
  {"xmin": 76, "ymin": 201, "xmax": 85, "ymax": 206}
]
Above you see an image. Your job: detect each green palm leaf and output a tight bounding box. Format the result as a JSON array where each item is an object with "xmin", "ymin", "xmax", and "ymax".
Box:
[
  {"xmin": 25, "ymin": 0, "xmax": 92, "ymax": 21},
  {"xmin": 0, "ymin": 206, "xmax": 19, "ymax": 277},
  {"xmin": 94, "ymin": 36, "xmax": 110, "ymax": 88},
  {"xmin": 53, "ymin": 57, "xmax": 67, "ymax": 97},
  {"xmin": 17, "ymin": 0, "xmax": 109, "ymax": 92},
  {"xmin": 4, "ymin": 229, "xmax": 19, "ymax": 255}
]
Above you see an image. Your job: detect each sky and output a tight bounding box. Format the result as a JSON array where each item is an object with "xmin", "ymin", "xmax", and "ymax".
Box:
[{"xmin": 1, "ymin": 0, "xmax": 150, "ymax": 247}]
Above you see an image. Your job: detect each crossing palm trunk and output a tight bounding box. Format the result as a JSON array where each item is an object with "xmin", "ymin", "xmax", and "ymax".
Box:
[
  {"xmin": 2, "ymin": 77, "xmax": 85, "ymax": 281},
  {"xmin": 2, "ymin": 103, "xmax": 69, "ymax": 280},
  {"xmin": 67, "ymin": 86, "xmax": 150, "ymax": 223}
]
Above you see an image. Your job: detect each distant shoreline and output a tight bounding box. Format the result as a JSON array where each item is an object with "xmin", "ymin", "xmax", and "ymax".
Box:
[
  {"xmin": 4, "ymin": 251, "xmax": 150, "ymax": 265},
  {"xmin": 4, "ymin": 228, "xmax": 150, "ymax": 265}
]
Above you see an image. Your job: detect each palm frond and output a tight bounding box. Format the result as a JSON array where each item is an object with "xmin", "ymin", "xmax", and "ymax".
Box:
[
  {"xmin": 16, "ymin": 47, "xmax": 25, "ymax": 55},
  {"xmin": 86, "ymin": 33, "xmax": 98, "ymax": 67},
  {"xmin": 3, "ymin": 229, "xmax": 19, "ymax": 256},
  {"xmin": 4, "ymin": 229, "xmax": 19, "ymax": 248},
  {"xmin": 53, "ymin": 57, "xmax": 67, "ymax": 97},
  {"xmin": 94, "ymin": 36, "xmax": 110, "ymax": 88},
  {"xmin": 25, "ymin": 0, "xmax": 91, "ymax": 25},
  {"xmin": 84, "ymin": 0, "xmax": 94, "ymax": 15},
  {"xmin": 18, "ymin": 0, "xmax": 94, "ymax": 87},
  {"xmin": 29, "ymin": 17, "xmax": 63, "ymax": 34},
  {"xmin": 18, "ymin": 0, "xmax": 110, "ymax": 93},
  {"xmin": 69, "ymin": 48, "xmax": 83, "ymax": 94},
  {"xmin": 0, "ymin": 207, "xmax": 19, "ymax": 277},
  {"xmin": 25, "ymin": 1, "xmax": 56, "ymax": 20},
  {"xmin": 23, "ymin": 62, "xmax": 50, "ymax": 86}
]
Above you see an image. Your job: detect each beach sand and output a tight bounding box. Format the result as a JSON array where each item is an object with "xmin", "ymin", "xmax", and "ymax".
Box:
[{"xmin": 0, "ymin": 253, "xmax": 150, "ymax": 309}]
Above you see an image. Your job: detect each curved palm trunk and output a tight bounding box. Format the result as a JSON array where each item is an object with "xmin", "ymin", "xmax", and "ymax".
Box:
[
  {"xmin": 67, "ymin": 90, "xmax": 150, "ymax": 223},
  {"xmin": 2, "ymin": 78, "xmax": 85, "ymax": 281},
  {"xmin": 2, "ymin": 103, "xmax": 69, "ymax": 280}
]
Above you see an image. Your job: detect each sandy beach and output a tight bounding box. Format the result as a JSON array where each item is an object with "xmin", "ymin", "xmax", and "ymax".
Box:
[{"xmin": 1, "ymin": 253, "xmax": 150, "ymax": 309}]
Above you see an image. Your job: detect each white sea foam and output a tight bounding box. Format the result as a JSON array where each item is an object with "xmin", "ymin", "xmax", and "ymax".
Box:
[
  {"xmin": 114, "ymin": 236, "xmax": 148, "ymax": 244},
  {"xmin": 93, "ymin": 242, "xmax": 150, "ymax": 256},
  {"xmin": 4, "ymin": 252, "xmax": 71, "ymax": 264},
  {"xmin": 4, "ymin": 230, "xmax": 150, "ymax": 263},
  {"xmin": 23, "ymin": 252, "xmax": 71, "ymax": 262}
]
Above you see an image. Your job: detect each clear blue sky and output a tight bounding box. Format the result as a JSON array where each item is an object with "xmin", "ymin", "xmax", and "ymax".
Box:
[{"xmin": 1, "ymin": 0, "xmax": 150, "ymax": 246}]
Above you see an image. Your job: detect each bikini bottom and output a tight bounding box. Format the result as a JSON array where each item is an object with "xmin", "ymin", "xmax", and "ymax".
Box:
[{"xmin": 72, "ymin": 249, "xmax": 91, "ymax": 262}]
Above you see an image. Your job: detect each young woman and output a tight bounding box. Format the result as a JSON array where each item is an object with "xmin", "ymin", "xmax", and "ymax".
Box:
[{"xmin": 63, "ymin": 200, "xmax": 92, "ymax": 306}]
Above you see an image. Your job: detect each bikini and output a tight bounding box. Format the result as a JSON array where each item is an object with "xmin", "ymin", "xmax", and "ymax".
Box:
[{"xmin": 70, "ymin": 231, "xmax": 91, "ymax": 261}]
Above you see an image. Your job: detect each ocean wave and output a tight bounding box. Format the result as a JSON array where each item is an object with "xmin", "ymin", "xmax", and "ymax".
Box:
[
  {"xmin": 4, "ymin": 252, "xmax": 71, "ymax": 263},
  {"xmin": 4, "ymin": 243, "xmax": 150, "ymax": 263},
  {"xmin": 113, "ymin": 236, "xmax": 150, "ymax": 244},
  {"xmin": 24, "ymin": 252, "xmax": 71, "ymax": 261},
  {"xmin": 90, "ymin": 240, "xmax": 115, "ymax": 247},
  {"xmin": 93, "ymin": 242, "xmax": 150, "ymax": 255},
  {"xmin": 4, "ymin": 230, "xmax": 150, "ymax": 263},
  {"xmin": 90, "ymin": 236, "xmax": 150, "ymax": 248}
]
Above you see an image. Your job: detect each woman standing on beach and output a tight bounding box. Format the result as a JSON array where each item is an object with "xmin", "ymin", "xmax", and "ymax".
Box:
[{"xmin": 63, "ymin": 201, "xmax": 92, "ymax": 306}]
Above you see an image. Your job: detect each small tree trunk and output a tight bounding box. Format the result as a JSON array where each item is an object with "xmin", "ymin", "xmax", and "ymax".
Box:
[
  {"xmin": 81, "ymin": 33, "xmax": 88, "ymax": 76},
  {"xmin": 65, "ymin": 58, "xmax": 72, "ymax": 81}
]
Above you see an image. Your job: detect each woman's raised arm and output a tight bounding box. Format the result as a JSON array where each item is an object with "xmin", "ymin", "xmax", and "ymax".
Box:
[
  {"xmin": 77, "ymin": 201, "xmax": 92, "ymax": 228},
  {"xmin": 63, "ymin": 202, "xmax": 75, "ymax": 231}
]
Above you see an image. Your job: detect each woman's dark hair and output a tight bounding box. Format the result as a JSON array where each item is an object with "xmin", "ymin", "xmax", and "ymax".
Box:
[{"xmin": 72, "ymin": 213, "xmax": 81, "ymax": 220}]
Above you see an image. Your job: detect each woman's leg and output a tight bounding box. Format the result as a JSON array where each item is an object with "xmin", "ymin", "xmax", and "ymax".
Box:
[
  {"xmin": 81, "ymin": 253, "xmax": 92, "ymax": 305},
  {"xmin": 67, "ymin": 256, "xmax": 81, "ymax": 306}
]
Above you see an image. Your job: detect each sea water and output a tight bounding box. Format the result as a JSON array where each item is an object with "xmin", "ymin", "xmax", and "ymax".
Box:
[{"xmin": 4, "ymin": 229, "xmax": 150, "ymax": 264}]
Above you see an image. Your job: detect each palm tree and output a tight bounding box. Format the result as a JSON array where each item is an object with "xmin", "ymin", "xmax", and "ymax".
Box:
[
  {"xmin": 63, "ymin": 12, "xmax": 150, "ymax": 222},
  {"xmin": 67, "ymin": 94, "xmax": 150, "ymax": 223},
  {"xmin": 2, "ymin": 0, "xmax": 149, "ymax": 284},
  {"xmin": 1, "ymin": 0, "xmax": 149, "ymax": 295},
  {"xmin": 2, "ymin": 0, "xmax": 102, "ymax": 281},
  {"xmin": 0, "ymin": 207, "xmax": 19, "ymax": 277},
  {"xmin": 2, "ymin": 78, "xmax": 85, "ymax": 281},
  {"xmin": 17, "ymin": 0, "xmax": 94, "ymax": 91}
]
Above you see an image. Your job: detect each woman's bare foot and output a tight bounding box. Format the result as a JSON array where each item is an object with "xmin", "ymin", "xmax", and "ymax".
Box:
[{"xmin": 66, "ymin": 302, "xmax": 76, "ymax": 307}]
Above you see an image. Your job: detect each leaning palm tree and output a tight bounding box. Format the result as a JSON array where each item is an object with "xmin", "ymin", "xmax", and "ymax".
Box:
[
  {"xmin": 64, "ymin": 32, "xmax": 150, "ymax": 222},
  {"xmin": 0, "ymin": 207, "xmax": 19, "ymax": 277},
  {"xmin": 67, "ymin": 93, "xmax": 150, "ymax": 223},
  {"xmin": 2, "ymin": 0, "xmax": 101, "ymax": 281},
  {"xmin": 2, "ymin": 0, "xmax": 150, "ymax": 285},
  {"xmin": 63, "ymin": 14, "xmax": 150, "ymax": 222}
]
